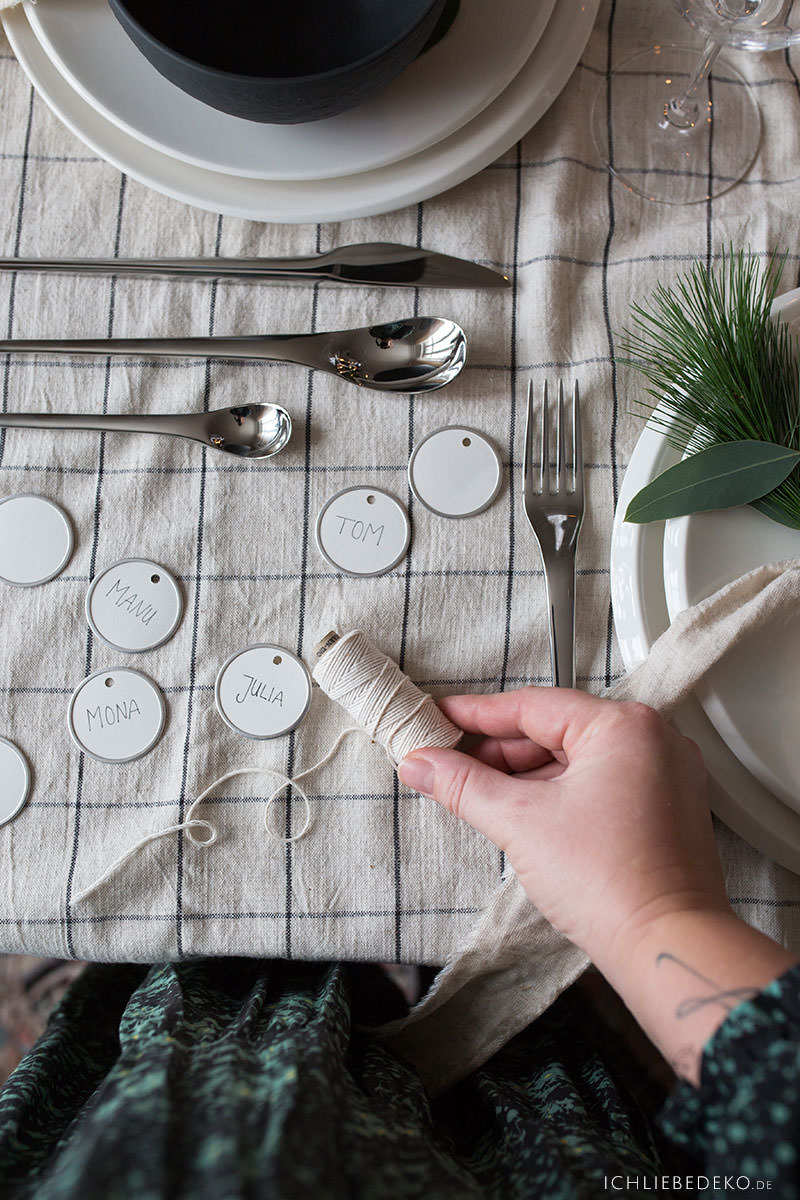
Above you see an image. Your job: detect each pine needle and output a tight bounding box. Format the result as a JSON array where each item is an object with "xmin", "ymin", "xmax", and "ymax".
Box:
[{"xmin": 620, "ymin": 248, "xmax": 800, "ymax": 530}]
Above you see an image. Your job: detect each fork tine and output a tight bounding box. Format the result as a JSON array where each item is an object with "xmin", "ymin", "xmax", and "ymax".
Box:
[
  {"xmin": 556, "ymin": 379, "xmax": 565, "ymax": 493},
  {"xmin": 540, "ymin": 379, "xmax": 548, "ymax": 494},
  {"xmin": 523, "ymin": 379, "xmax": 535, "ymax": 498},
  {"xmin": 572, "ymin": 380, "xmax": 582, "ymax": 497}
]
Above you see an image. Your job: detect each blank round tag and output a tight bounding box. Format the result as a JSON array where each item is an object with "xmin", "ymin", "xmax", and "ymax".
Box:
[
  {"xmin": 215, "ymin": 644, "xmax": 312, "ymax": 739},
  {"xmin": 408, "ymin": 426, "xmax": 502, "ymax": 517},
  {"xmin": 0, "ymin": 494, "xmax": 73, "ymax": 586},
  {"xmin": 86, "ymin": 559, "xmax": 183, "ymax": 653},
  {"xmin": 68, "ymin": 668, "xmax": 167, "ymax": 763},
  {"xmin": 0, "ymin": 737, "xmax": 31, "ymax": 826},
  {"xmin": 315, "ymin": 486, "xmax": 410, "ymax": 576}
]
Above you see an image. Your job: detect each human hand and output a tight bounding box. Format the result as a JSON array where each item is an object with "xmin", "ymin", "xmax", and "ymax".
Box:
[{"xmin": 397, "ymin": 687, "xmax": 728, "ymax": 971}]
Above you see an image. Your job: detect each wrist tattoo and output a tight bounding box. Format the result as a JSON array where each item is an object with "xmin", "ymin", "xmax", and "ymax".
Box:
[{"xmin": 656, "ymin": 952, "xmax": 760, "ymax": 1019}]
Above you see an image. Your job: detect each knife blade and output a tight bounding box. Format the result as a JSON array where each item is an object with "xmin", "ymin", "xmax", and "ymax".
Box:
[{"xmin": 0, "ymin": 243, "xmax": 510, "ymax": 289}]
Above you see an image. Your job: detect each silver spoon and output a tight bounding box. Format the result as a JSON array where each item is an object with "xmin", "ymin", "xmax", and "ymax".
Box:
[
  {"xmin": 0, "ymin": 403, "xmax": 292, "ymax": 459},
  {"xmin": 0, "ymin": 317, "xmax": 466, "ymax": 394}
]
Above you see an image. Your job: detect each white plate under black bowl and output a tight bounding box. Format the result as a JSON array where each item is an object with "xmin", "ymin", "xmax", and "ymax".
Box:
[
  {"xmin": 3, "ymin": 0, "xmax": 599, "ymax": 222},
  {"xmin": 25, "ymin": 0, "xmax": 556, "ymax": 181}
]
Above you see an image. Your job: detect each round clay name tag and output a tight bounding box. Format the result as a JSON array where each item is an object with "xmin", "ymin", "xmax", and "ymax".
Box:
[
  {"xmin": 0, "ymin": 493, "xmax": 73, "ymax": 586},
  {"xmin": 408, "ymin": 426, "xmax": 502, "ymax": 517},
  {"xmin": 68, "ymin": 668, "xmax": 167, "ymax": 763},
  {"xmin": 315, "ymin": 486, "xmax": 410, "ymax": 576},
  {"xmin": 86, "ymin": 559, "xmax": 183, "ymax": 653},
  {"xmin": 0, "ymin": 737, "xmax": 31, "ymax": 826},
  {"xmin": 215, "ymin": 644, "xmax": 311, "ymax": 739}
]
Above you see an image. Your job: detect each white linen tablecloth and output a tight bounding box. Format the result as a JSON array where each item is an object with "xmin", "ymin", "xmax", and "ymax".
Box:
[{"xmin": 1, "ymin": 0, "xmax": 799, "ymax": 985}]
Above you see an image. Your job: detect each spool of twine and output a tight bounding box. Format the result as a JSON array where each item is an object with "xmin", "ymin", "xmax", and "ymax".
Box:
[{"xmin": 312, "ymin": 628, "xmax": 462, "ymax": 764}]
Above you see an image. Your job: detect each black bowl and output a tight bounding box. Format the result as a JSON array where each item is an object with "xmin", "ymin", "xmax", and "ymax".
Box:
[{"xmin": 107, "ymin": 0, "xmax": 448, "ymax": 125}]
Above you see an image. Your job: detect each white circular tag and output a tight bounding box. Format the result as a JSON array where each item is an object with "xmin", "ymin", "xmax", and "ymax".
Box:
[
  {"xmin": 68, "ymin": 668, "xmax": 167, "ymax": 763},
  {"xmin": 0, "ymin": 493, "xmax": 74, "ymax": 586},
  {"xmin": 86, "ymin": 559, "xmax": 183, "ymax": 653},
  {"xmin": 408, "ymin": 426, "xmax": 502, "ymax": 517},
  {"xmin": 0, "ymin": 737, "xmax": 31, "ymax": 826},
  {"xmin": 215, "ymin": 644, "xmax": 312, "ymax": 740},
  {"xmin": 315, "ymin": 486, "xmax": 410, "ymax": 576}
]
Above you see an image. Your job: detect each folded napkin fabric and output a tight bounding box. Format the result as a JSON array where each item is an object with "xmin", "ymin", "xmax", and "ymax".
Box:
[{"xmin": 377, "ymin": 559, "xmax": 800, "ymax": 1095}]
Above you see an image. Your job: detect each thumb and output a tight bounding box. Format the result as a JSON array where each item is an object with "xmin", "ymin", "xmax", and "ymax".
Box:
[{"xmin": 397, "ymin": 747, "xmax": 533, "ymax": 851}]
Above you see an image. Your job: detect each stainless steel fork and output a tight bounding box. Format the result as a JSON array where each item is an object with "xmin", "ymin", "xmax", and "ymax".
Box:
[{"xmin": 522, "ymin": 379, "xmax": 585, "ymax": 688}]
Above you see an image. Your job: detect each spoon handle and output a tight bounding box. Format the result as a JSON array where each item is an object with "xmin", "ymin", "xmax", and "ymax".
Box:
[
  {"xmin": 0, "ymin": 334, "xmax": 311, "ymax": 363},
  {"xmin": 0, "ymin": 411, "xmax": 198, "ymax": 438}
]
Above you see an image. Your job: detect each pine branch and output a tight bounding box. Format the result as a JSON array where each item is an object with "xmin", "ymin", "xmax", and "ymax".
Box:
[{"xmin": 620, "ymin": 249, "xmax": 800, "ymax": 530}]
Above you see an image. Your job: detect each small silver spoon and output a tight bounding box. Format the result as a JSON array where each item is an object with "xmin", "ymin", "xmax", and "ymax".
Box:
[
  {"xmin": 0, "ymin": 316, "xmax": 466, "ymax": 394},
  {"xmin": 0, "ymin": 403, "xmax": 292, "ymax": 459}
]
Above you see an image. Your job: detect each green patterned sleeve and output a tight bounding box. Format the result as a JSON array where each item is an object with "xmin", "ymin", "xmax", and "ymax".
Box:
[{"xmin": 659, "ymin": 962, "xmax": 800, "ymax": 1195}]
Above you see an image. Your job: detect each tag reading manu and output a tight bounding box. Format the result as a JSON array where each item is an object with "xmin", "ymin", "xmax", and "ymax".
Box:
[{"xmin": 86, "ymin": 559, "xmax": 183, "ymax": 653}]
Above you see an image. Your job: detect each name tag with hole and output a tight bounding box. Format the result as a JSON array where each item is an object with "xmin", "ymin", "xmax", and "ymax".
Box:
[
  {"xmin": 215, "ymin": 644, "xmax": 312, "ymax": 739},
  {"xmin": 68, "ymin": 668, "xmax": 167, "ymax": 763},
  {"xmin": 86, "ymin": 559, "xmax": 183, "ymax": 653},
  {"xmin": 315, "ymin": 486, "xmax": 410, "ymax": 576}
]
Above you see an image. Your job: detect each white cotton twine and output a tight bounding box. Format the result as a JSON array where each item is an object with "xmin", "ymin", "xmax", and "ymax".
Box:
[
  {"xmin": 72, "ymin": 628, "xmax": 461, "ymax": 905},
  {"xmin": 311, "ymin": 628, "xmax": 462, "ymax": 765}
]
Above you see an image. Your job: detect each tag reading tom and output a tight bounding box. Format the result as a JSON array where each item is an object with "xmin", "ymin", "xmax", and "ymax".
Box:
[{"xmin": 315, "ymin": 486, "xmax": 410, "ymax": 576}]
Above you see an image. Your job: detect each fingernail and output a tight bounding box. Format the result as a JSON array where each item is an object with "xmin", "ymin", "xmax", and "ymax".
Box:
[{"xmin": 397, "ymin": 754, "xmax": 435, "ymax": 797}]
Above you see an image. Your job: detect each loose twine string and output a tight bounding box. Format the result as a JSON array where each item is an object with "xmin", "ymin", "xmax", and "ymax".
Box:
[{"xmin": 73, "ymin": 629, "xmax": 461, "ymax": 906}]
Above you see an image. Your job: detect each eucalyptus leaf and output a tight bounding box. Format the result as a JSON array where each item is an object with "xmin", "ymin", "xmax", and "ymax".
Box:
[{"xmin": 625, "ymin": 440, "xmax": 800, "ymax": 524}]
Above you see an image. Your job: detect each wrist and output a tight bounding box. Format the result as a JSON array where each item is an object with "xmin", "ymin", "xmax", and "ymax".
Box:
[
  {"xmin": 591, "ymin": 893, "xmax": 734, "ymax": 979},
  {"xmin": 591, "ymin": 907, "xmax": 799, "ymax": 1085}
]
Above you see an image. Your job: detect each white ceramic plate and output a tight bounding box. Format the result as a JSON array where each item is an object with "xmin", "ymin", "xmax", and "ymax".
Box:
[
  {"xmin": 663, "ymin": 507, "xmax": 800, "ymax": 812},
  {"xmin": 661, "ymin": 288, "xmax": 800, "ymax": 813},
  {"xmin": 611, "ymin": 287, "xmax": 800, "ymax": 873},
  {"xmin": 24, "ymin": 0, "xmax": 555, "ymax": 181},
  {"xmin": 3, "ymin": 0, "xmax": 599, "ymax": 223},
  {"xmin": 611, "ymin": 412, "xmax": 800, "ymax": 874}
]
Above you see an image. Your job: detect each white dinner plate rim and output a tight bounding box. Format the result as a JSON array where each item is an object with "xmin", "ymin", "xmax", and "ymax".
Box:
[
  {"xmin": 658, "ymin": 286, "xmax": 800, "ymax": 815},
  {"xmin": 663, "ymin": 508, "xmax": 800, "ymax": 811},
  {"xmin": 611, "ymin": 404, "xmax": 800, "ymax": 875},
  {"xmin": 23, "ymin": 0, "xmax": 556, "ymax": 182},
  {"xmin": 2, "ymin": 0, "xmax": 600, "ymax": 223}
]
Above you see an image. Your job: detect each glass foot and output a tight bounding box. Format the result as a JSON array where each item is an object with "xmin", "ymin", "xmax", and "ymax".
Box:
[{"xmin": 590, "ymin": 44, "xmax": 761, "ymax": 204}]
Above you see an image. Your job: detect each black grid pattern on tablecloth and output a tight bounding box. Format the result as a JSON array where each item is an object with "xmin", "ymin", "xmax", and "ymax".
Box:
[{"xmin": 1, "ymin": 0, "xmax": 800, "ymax": 967}]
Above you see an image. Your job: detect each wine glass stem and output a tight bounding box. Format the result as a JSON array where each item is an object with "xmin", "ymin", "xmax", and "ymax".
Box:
[{"xmin": 662, "ymin": 37, "xmax": 722, "ymax": 130}]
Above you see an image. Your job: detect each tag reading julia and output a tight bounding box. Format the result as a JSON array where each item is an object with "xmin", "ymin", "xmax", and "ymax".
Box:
[
  {"xmin": 315, "ymin": 486, "xmax": 410, "ymax": 576},
  {"xmin": 0, "ymin": 737, "xmax": 31, "ymax": 826},
  {"xmin": 68, "ymin": 668, "xmax": 167, "ymax": 763},
  {"xmin": 86, "ymin": 559, "xmax": 183, "ymax": 653},
  {"xmin": 215, "ymin": 644, "xmax": 312, "ymax": 739}
]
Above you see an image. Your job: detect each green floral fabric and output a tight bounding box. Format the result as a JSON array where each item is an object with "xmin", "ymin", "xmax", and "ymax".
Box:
[
  {"xmin": 0, "ymin": 958, "xmax": 797, "ymax": 1199},
  {"xmin": 660, "ymin": 965, "xmax": 800, "ymax": 1192}
]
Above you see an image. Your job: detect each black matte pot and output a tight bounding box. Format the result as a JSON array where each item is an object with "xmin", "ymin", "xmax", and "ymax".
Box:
[{"xmin": 107, "ymin": 0, "xmax": 448, "ymax": 125}]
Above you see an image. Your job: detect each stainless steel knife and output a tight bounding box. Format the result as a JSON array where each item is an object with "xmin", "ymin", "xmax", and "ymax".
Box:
[{"xmin": 0, "ymin": 243, "xmax": 510, "ymax": 289}]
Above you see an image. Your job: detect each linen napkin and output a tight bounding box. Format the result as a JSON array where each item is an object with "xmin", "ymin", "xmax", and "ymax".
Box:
[{"xmin": 377, "ymin": 559, "xmax": 800, "ymax": 1095}]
